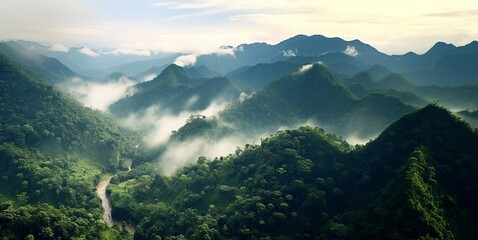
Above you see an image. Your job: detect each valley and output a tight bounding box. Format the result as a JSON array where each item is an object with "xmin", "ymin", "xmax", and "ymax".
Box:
[{"xmin": 1, "ymin": 32, "xmax": 478, "ymax": 240}]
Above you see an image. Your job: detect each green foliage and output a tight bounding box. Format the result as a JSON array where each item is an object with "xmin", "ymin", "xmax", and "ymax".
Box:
[
  {"xmin": 0, "ymin": 201, "xmax": 108, "ymax": 239},
  {"xmin": 221, "ymin": 63, "xmax": 415, "ymax": 139},
  {"xmin": 0, "ymin": 55, "xmax": 140, "ymax": 238},
  {"xmin": 109, "ymin": 105, "xmax": 478, "ymax": 239},
  {"xmin": 109, "ymin": 64, "xmax": 241, "ymax": 116},
  {"xmin": 0, "ymin": 55, "xmax": 140, "ymax": 170}
]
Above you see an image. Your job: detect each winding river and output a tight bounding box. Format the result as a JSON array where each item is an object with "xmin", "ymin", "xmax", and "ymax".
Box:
[{"xmin": 96, "ymin": 172, "xmax": 135, "ymax": 234}]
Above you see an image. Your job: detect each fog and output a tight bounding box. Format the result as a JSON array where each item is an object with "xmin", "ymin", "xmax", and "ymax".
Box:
[
  {"xmin": 62, "ymin": 72, "xmax": 379, "ymax": 175},
  {"xmin": 59, "ymin": 76, "xmax": 137, "ymax": 111},
  {"xmin": 120, "ymin": 98, "xmax": 230, "ymax": 148},
  {"xmin": 114, "ymin": 94, "xmax": 272, "ymax": 175},
  {"xmin": 158, "ymin": 133, "xmax": 255, "ymax": 175}
]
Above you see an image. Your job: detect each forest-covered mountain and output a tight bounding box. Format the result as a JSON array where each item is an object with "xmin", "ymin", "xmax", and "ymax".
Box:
[
  {"xmin": 218, "ymin": 63, "xmax": 416, "ymax": 139},
  {"xmin": 0, "ymin": 55, "xmax": 140, "ymax": 239},
  {"xmin": 107, "ymin": 104, "xmax": 478, "ymax": 239},
  {"xmin": 345, "ymin": 68, "xmax": 478, "ymax": 109},
  {"xmin": 7, "ymin": 35, "xmax": 478, "ymax": 85},
  {"xmin": 0, "ymin": 42, "xmax": 77, "ymax": 84},
  {"xmin": 109, "ymin": 64, "xmax": 241, "ymax": 116},
  {"xmin": 2, "ymin": 32, "xmax": 478, "ymax": 240}
]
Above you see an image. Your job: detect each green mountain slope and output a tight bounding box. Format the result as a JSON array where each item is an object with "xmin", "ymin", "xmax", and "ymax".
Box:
[
  {"xmin": 226, "ymin": 62, "xmax": 301, "ymax": 91},
  {"xmin": 221, "ymin": 63, "xmax": 415, "ymax": 138},
  {"xmin": 107, "ymin": 104, "xmax": 478, "ymax": 239},
  {"xmin": 110, "ymin": 64, "xmax": 241, "ymax": 116},
  {"xmin": 0, "ymin": 42, "xmax": 77, "ymax": 84},
  {"xmin": 0, "ymin": 55, "xmax": 138, "ymax": 239}
]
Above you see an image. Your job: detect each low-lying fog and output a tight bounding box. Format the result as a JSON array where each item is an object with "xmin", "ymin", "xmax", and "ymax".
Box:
[{"xmin": 62, "ymin": 75, "xmax": 378, "ymax": 174}]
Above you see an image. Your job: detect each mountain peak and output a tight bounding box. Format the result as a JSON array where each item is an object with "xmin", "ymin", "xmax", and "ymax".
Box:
[
  {"xmin": 151, "ymin": 64, "xmax": 189, "ymax": 86},
  {"xmin": 424, "ymin": 41, "xmax": 455, "ymax": 56},
  {"xmin": 372, "ymin": 104, "xmax": 477, "ymax": 155}
]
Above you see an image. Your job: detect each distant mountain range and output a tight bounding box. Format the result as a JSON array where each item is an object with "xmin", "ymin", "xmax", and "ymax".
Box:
[
  {"xmin": 0, "ymin": 42, "xmax": 77, "ymax": 84},
  {"xmin": 4, "ymin": 34, "xmax": 478, "ymax": 85},
  {"xmin": 3, "ymin": 33, "xmax": 478, "ymax": 239},
  {"xmin": 6, "ymin": 40, "xmax": 175, "ymax": 75}
]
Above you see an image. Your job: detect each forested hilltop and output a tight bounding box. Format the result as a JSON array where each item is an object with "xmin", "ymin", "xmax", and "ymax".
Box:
[
  {"xmin": 0, "ymin": 55, "xmax": 142, "ymax": 239},
  {"xmin": 2, "ymin": 32, "xmax": 478, "ymax": 240},
  {"xmin": 108, "ymin": 104, "xmax": 478, "ymax": 239}
]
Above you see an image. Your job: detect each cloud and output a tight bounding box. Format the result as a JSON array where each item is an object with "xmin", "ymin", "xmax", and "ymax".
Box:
[
  {"xmin": 298, "ymin": 64, "xmax": 313, "ymax": 73},
  {"xmin": 152, "ymin": 1, "xmax": 179, "ymax": 7},
  {"xmin": 158, "ymin": 134, "xmax": 253, "ymax": 175},
  {"xmin": 344, "ymin": 134, "xmax": 374, "ymax": 145},
  {"xmin": 174, "ymin": 54, "xmax": 197, "ymax": 67},
  {"xmin": 59, "ymin": 76, "xmax": 136, "ymax": 111},
  {"xmin": 239, "ymin": 92, "xmax": 253, "ymax": 103},
  {"xmin": 343, "ymin": 45, "xmax": 359, "ymax": 57},
  {"xmin": 280, "ymin": 49, "xmax": 296, "ymax": 57},
  {"xmin": 143, "ymin": 73, "xmax": 158, "ymax": 82},
  {"xmin": 49, "ymin": 43, "xmax": 69, "ymax": 52},
  {"xmin": 120, "ymin": 99, "xmax": 229, "ymax": 148},
  {"xmin": 105, "ymin": 48, "xmax": 152, "ymax": 56},
  {"xmin": 78, "ymin": 47, "xmax": 99, "ymax": 57},
  {"xmin": 2, "ymin": 0, "xmax": 478, "ymax": 55}
]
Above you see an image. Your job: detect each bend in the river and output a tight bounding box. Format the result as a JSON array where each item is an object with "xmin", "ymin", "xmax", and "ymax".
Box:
[{"xmin": 96, "ymin": 163, "xmax": 135, "ymax": 234}]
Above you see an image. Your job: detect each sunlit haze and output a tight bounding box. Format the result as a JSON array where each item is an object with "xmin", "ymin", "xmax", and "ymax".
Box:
[{"xmin": 1, "ymin": 0, "xmax": 478, "ymax": 54}]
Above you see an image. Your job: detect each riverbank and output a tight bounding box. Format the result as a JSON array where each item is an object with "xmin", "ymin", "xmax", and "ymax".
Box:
[{"xmin": 96, "ymin": 175, "xmax": 135, "ymax": 234}]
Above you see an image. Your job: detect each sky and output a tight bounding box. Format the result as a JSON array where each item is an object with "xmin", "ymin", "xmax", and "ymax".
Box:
[{"xmin": 1, "ymin": 0, "xmax": 478, "ymax": 54}]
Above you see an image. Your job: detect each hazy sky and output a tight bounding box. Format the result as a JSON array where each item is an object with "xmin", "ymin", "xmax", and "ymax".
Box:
[{"xmin": 1, "ymin": 0, "xmax": 477, "ymax": 54}]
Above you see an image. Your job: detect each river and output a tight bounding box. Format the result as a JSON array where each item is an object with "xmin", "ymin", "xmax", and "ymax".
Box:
[{"xmin": 96, "ymin": 173, "xmax": 135, "ymax": 234}]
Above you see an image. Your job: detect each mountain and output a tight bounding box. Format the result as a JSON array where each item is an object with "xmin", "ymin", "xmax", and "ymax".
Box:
[
  {"xmin": 106, "ymin": 54, "xmax": 180, "ymax": 77},
  {"xmin": 194, "ymin": 35, "xmax": 478, "ymax": 86},
  {"xmin": 221, "ymin": 63, "xmax": 415, "ymax": 139},
  {"xmin": 376, "ymin": 73, "xmax": 415, "ymax": 91},
  {"xmin": 346, "ymin": 70, "xmax": 478, "ymax": 110},
  {"xmin": 8, "ymin": 39, "xmax": 176, "ymax": 75},
  {"xmin": 0, "ymin": 55, "xmax": 139, "ymax": 239},
  {"xmin": 185, "ymin": 65, "xmax": 221, "ymax": 79},
  {"xmin": 196, "ymin": 34, "xmax": 386, "ymax": 74},
  {"xmin": 0, "ymin": 42, "xmax": 77, "ymax": 84},
  {"xmin": 226, "ymin": 61, "xmax": 301, "ymax": 91},
  {"xmin": 109, "ymin": 64, "xmax": 241, "ymax": 116},
  {"xmin": 107, "ymin": 104, "xmax": 478, "ymax": 239},
  {"xmin": 403, "ymin": 41, "xmax": 478, "ymax": 85},
  {"xmin": 169, "ymin": 77, "xmax": 241, "ymax": 113}
]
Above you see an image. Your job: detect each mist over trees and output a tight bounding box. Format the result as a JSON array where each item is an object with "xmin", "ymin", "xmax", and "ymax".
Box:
[{"xmin": 2, "ymin": 34, "xmax": 478, "ymax": 239}]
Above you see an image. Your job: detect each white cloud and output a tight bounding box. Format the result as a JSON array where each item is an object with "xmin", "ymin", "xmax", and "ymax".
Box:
[
  {"xmin": 2, "ymin": 0, "xmax": 478, "ymax": 56},
  {"xmin": 239, "ymin": 92, "xmax": 253, "ymax": 103},
  {"xmin": 60, "ymin": 76, "xmax": 136, "ymax": 111},
  {"xmin": 174, "ymin": 54, "xmax": 197, "ymax": 67},
  {"xmin": 78, "ymin": 47, "xmax": 99, "ymax": 57},
  {"xmin": 296, "ymin": 62, "xmax": 323, "ymax": 74},
  {"xmin": 143, "ymin": 73, "xmax": 158, "ymax": 82},
  {"xmin": 281, "ymin": 49, "xmax": 296, "ymax": 57},
  {"xmin": 49, "ymin": 43, "xmax": 69, "ymax": 52},
  {"xmin": 120, "ymin": 99, "xmax": 229, "ymax": 148},
  {"xmin": 158, "ymin": 134, "xmax": 253, "ymax": 175},
  {"xmin": 105, "ymin": 48, "xmax": 152, "ymax": 56},
  {"xmin": 298, "ymin": 63, "xmax": 313, "ymax": 73},
  {"xmin": 343, "ymin": 45, "xmax": 359, "ymax": 57},
  {"xmin": 152, "ymin": 1, "xmax": 179, "ymax": 7}
]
